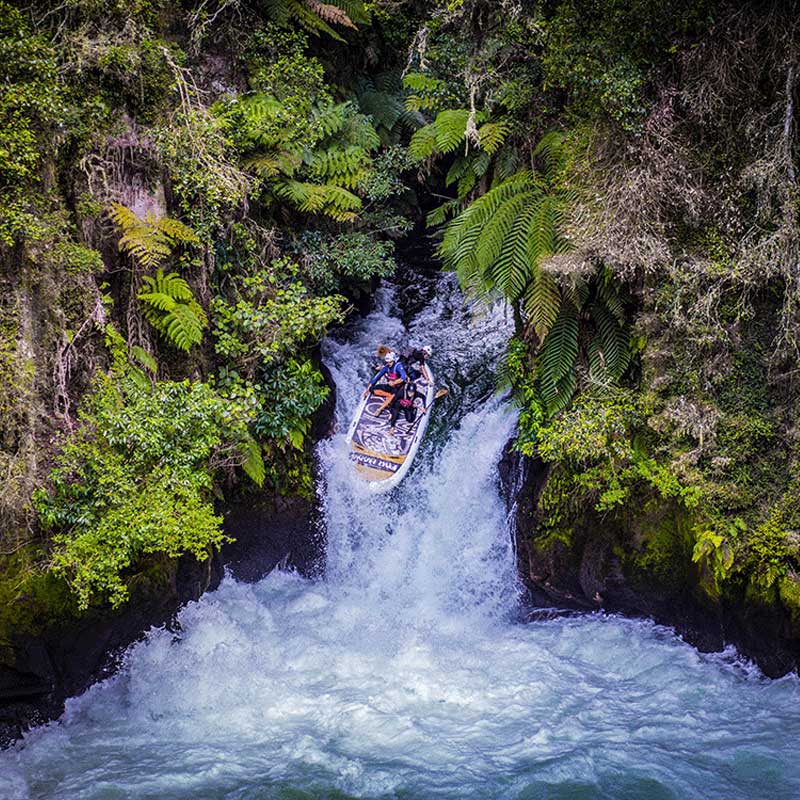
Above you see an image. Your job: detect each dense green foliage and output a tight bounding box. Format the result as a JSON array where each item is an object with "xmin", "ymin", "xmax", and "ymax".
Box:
[
  {"xmin": 1, "ymin": 0, "xmax": 798, "ymax": 632},
  {"xmin": 408, "ymin": 0, "xmax": 799, "ymax": 613},
  {"xmin": 0, "ymin": 0, "xmax": 407, "ymax": 614},
  {"xmin": 32, "ymin": 329, "xmax": 266, "ymax": 608}
]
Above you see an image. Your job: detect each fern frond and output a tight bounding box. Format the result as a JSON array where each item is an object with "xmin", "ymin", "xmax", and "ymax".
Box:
[
  {"xmin": 472, "ymin": 150, "xmax": 491, "ymax": 178},
  {"xmin": 129, "ymin": 345, "xmax": 157, "ymax": 374},
  {"xmin": 426, "ymin": 198, "xmax": 462, "ymax": 227},
  {"xmin": 140, "ymin": 270, "xmax": 194, "ymax": 302},
  {"xmin": 110, "ymin": 203, "xmax": 197, "ymax": 271},
  {"xmin": 493, "ymin": 146, "xmax": 524, "ymax": 182},
  {"xmin": 524, "ymin": 270, "xmax": 561, "ymax": 340},
  {"xmin": 479, "ymin": 191, "xmax": 536, "ymax": 299},
  {"xmin": 457, "ymin": 169, "xmax": 477, "ymax": 200},
  {"xmin": 240, "ymin": 93, "xmax": 283, "ymax": 126},
  {"xmin": 341, "ymin": 113, "xmax": 380, "ymax": 151},
  {"xmin": 164, "ymin": 304, "xmax": 205, "ymax": 351},
  {"xmin": 138, "ymin": 291, "xmax": 176, "ymax": 314},
  {"xmin": 247, "ymin": 152, "xmax": 300, "ymax": 179},
  {"xmin": 539, "ymin": 304, "xmax": 579, "ymax": 412},
  {"xmin": 445, "ymin": 157, "xmax": 470, "ymax": 188},
  {"xmin": 331, "ymin": 0, "xmax": 369, "ymax": 24},
  {"xmin": 155, "ymin": 216, "xmax": 200, "ymax": 245},
  {"xmin": 409, "ymin": 123, "xmax": 438, "ymax": 161},
  {"xmin": 596, "ymin": 269, "xmax": 626, "ymax": 324},
  {"xmin": 276, "ymin": 180, "xmax": 328, "ymax": 212},
  {"xmin": 321, "ymin": 184, "xmax": 361, "ymax": 221},
  {"xmin": 138, "ymin": 269, "xmax": 206, "ymax": 351},
  {"xmin": 433, "ymin": 109, "xmax": 471, "ymax": 153},
  {"xmin": 108, "ymin": 202, "xmax": 139, "ymax": 232},
  {"xmin": 305, "ymin": 0, "xmax": 356, "ymax": 28},
  {"xmin": 590, "ymin": 301, "xmax": 630, "ymax": 380},
  {"xmin": 309, "ymin": 145, "xmax": 370, "ymax": 187},
  {"xmin": 477, "ymin": 120, "xmax": 512, "ymax": 154},
  {"xmin": 313, "ymin": 102, "xmax": 350, "ymax": 137},
  {"xmin": 533, "ymin": 130, "xmax": 566, "ymax": 181}
]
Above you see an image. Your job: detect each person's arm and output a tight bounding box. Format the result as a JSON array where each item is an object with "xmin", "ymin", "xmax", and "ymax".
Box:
[
  {"xmin": 364, "ymin": 365, "xmax": 387, "ymax": 396},
  {"xmin": 421, "ymin": 363, "xmax": 431, "ymax": 383},
  {"xmin": 392, "ymin": 362, "xmax": 408, "ymax": 384}
]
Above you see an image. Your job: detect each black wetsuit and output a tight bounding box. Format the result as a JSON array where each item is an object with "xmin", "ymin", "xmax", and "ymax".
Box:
[
  {"xmin": 401, "ymin": 348, "xmax": 428, "ymax": 381},
  {"xmin": 389, "ymin": 384, "xmax": 425, "ymax": 427}
]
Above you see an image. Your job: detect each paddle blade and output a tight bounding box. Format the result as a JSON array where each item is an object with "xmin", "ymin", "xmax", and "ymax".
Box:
[
  {"xmin": 376, "ymin": 344, "xmax": 391, "ymax": 358},
  {"xmin": 434, "ymin": 389, "xmax": 449, "ymax": 399}
]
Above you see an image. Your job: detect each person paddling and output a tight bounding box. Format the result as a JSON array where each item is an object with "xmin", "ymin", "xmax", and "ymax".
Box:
[
  {"xmin": 364, "ymin": 351, "xmax": 407, "ymax": 415},
  {"xmin": 401, "ymin": 344, "xmax": 433, "ymax": 384},
  {"xmin": 389, "ymin": 380, "xmax": 426, "ymax": 434}
]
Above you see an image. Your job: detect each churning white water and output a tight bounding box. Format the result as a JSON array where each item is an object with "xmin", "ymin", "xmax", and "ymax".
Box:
[{"xmin": 2, "ymin": 277, "xmax": 800, "ymax": 800}]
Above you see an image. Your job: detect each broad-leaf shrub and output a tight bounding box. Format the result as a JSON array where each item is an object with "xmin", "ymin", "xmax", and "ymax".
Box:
[
  {"xmin": 532, "ymin": 389, "xmax": 700, "ymax": 515},
  {"xmin": 34, "ymin": 345, "xmax": 263, "ymax": 609},
  {"xmin": 211, "ymin": 259, "xmax": 345, "ymax": 376},
  {"xmin": 255, "ymin": 359, "xmax": 329, "ymax": 449},
  {"xmin": 298, "ymin": 231, "xmax": 396, "ymax": 294}
]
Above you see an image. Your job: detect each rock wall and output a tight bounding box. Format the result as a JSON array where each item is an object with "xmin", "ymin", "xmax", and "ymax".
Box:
[
  {"xmin": 503, "ymin": 440, "xmax": 800, "ymax": 678},
  {"xmin": 0, "ymin": 552, "xmax": 223, "ymax": 747}
]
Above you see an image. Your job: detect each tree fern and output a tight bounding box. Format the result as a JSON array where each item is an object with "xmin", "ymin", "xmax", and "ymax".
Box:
[
  {"xmin": 138, "ymin": 270, "xmax": 207, "ymax": 352},
  {"xmin": 409, "ymin": 109, "xmax": 480, "ymax": 161},
  {"xmin": 312, "ymin": 102, "xmax": 350, "ymax": 137},
  {"xmin": 309, "ymin": 145, "xmax": 371, "ymax": 188},
  {"xmin": 110, "ymin": 203, "xmax": 199, "ymax": 271},
  {"xmin": 440, "ymin": 170, "xmax": 572, "ymax": 314},
  {"xmin": 539, "ymin": 305, "xmax": 579, "ymax": 414},
  {"xmin": 357, "ymin": 72, "xmax": 424, "ymax": 143},
  {"xmin": 262, "ymin": 0, "xmax": 367, "ymax": 41},
  {"xmin": 524, "ymin": 270, "xmax": 561, "ymax": 340},
  {"xmin": 403, "ymin": 73, "xmax": 451, "ymax": 113},
  {"xmin": 589, "ymin": 298, "xmax": 630, "ymax": 382},
  {"xmin": 437, "ymin": 131, "xmax": 632, "ymax": 416},
  {"xmin": 236, "ymin": 95, "xmax": 378, "ymax": 222},
  {"xmin": 408, "ymin": 123, "xmax": 439, "ymax": 161},
  {"xmin": 477, "ymin": 120, "xmax": 512, "ymax": 154}
]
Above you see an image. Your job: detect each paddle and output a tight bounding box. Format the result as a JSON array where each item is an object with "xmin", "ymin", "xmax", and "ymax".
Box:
[{"xmin": 406, "ymin": 388, "xmax": 448, "ymax": 433}]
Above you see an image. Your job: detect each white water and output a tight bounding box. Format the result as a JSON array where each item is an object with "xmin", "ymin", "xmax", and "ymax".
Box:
[{"xmin": 2, "ymin": 278, "xmax": 800, "ymax": 800}]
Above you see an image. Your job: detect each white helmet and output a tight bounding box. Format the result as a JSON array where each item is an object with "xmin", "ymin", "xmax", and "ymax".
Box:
[
  {"xmin": 384, "ymin": 351, "xmax": 397, "ymax": 364},
  {"xmin": 421, "ymin": 344, "xmax": 432, "ymax": 357}
]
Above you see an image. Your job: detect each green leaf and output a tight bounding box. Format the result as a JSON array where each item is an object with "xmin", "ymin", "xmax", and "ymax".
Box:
[{"xmin": 241, "ymin": 436, "xmax": 265, "ymax": 487}]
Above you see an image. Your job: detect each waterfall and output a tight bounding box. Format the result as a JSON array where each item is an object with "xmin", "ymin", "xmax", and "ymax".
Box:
[{"xmin": 2, "ymin": 275, "xmax": 800, "ymax": 800}]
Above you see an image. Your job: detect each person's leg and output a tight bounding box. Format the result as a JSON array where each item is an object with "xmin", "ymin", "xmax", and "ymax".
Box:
[
  {"xmin": 376, "ymin": 383, "xmax": 401, "ymax": 416},
  {"xmin": 370, "ymin": 384, "xmax": 394, "ymax": 415}
]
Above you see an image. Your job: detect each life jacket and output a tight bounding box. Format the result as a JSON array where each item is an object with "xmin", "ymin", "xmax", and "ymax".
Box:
[
  {"xmin": 386, "ymin": 370, "xmax": 398, "ymax": 381},
  {"xmin": 399, "ymin": 384, "xmax": 416, "ymax": 407}
]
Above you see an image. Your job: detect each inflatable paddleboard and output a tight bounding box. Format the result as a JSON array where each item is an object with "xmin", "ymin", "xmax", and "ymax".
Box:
[{"xmin": 345, "ymin": 367, "xmax": 435, "ymax": 492}]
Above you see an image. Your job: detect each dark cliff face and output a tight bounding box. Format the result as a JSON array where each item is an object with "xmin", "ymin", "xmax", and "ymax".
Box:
[
  {"xmin": 503, "ymin": 440, "xmax": 800, "ymax": 678},
  {"xmin": 0, "ymin": 552, "xmax": 223, "ymax": 747}
]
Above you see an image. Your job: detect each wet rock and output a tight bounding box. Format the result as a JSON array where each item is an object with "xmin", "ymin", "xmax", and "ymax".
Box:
[
  {"xmin": 221, "ymin": 494, "xmax": 324, "ymax": 583},
  {"xmin": 501, "ymin": 436, "xmax": 800, "ymax": 678},
  {"xmin": 0, "ymin": 551, "xmax": 222, "ymax": 748}
]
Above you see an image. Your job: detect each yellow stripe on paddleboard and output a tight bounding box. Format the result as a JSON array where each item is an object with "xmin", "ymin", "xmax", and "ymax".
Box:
[{"xmin": 350, "ymin": 444, "xmax": 406, "ymax": 481}]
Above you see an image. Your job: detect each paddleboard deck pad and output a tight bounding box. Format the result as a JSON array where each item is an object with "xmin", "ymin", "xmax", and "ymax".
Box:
[{"xmin": 345, "ymin": 372, "xmax": 434, "ymax": 491}]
